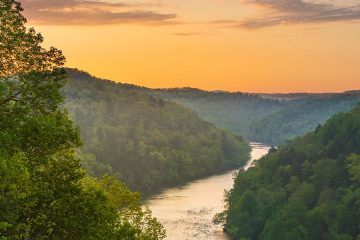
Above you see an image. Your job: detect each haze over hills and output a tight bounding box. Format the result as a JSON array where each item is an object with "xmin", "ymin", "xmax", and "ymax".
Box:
[
  {"xmin": 249, "ymin": 93, "xmax": 360, "ymax": 144},
  {"xmin": 150, "ymin": 88, "xmax": 285, "ymax": 141},
  {"xmin": 257, "ymin": 92, "xmax": 360, "ymax": 101},
  {"xmin": 65, "ymin": 69, "xmax": 360, "ymax": 146},
  {"xmin": 64, "ymin": 69, "xmax": 250, "ymax": 193},
  {"xmin": 149, "ymin": 88, "xmax": 360, "ymax": 145}
]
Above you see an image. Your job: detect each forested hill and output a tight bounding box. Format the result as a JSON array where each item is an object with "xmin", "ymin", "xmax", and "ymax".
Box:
[
  {"xmin": 150, "ymin": 88, "xmax": 286, "ymax": 140},
  {"xmin": 221, "ymin": 103, "xmax": 360, "ymax": 239},
  {"xmin": 63, "ymin": 69, "xmax": 250, "ymax": 193},
  {"xmin": 250, "ymin": 94, "xmax": 360, "ymax": 144},
  {"xmin": 63, "ymin": 69, "xmax": 360, "ymax": 146},
  {"xmin": 150, "ymin": 88, "xmax": 360, "ymax": 145}
]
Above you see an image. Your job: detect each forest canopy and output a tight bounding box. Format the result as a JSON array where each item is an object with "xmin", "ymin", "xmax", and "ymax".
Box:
[
  {"xmin": 250, "ymin": 95, "xmax": 360, "ymax": 145},
  {"xmin": 64, "ymin": 69, "xmax": 251, "ymax": 193},
  {"xmin": 0, "ymin": 1, "xmax": 164, "ymax": 239},
  {"xmin": 220, "ymin": 103, "xmax": 360, "ymax": 240},
  {"xmin": 150, "ymin": 89, "xmax": 360, "ymax": 145}
]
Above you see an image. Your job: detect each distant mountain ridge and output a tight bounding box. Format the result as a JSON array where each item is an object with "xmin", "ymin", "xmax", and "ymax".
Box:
[
  {"xmin": 149, "ymin": 87, "xmax": 360, "ymax": 145},
  {"xmin": 66, "ymin": 68, "xmax": 359, "ymax": 99},
  {"xmin": 65, "ymin": 68, "xmax": 360, "ymax": 145},
  {"xmin": 257, "ymin": 91, "xmax": 360, "ymax": 101}
]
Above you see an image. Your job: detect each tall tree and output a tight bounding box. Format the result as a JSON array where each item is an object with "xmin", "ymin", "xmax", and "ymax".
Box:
[{"xmin": 0, "ymin": 1, "xmax": 165, "ymax": 239}]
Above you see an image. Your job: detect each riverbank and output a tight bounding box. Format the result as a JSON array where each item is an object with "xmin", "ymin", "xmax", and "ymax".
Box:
[{"xmin": 143, "ymin": 143, "xmax": 270, "ymax": 240}]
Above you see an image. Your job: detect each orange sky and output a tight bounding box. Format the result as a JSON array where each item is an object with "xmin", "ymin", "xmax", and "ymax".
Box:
[{"xmin": 23, "ymin": 0, "xmax": 360, "ymax": 93}]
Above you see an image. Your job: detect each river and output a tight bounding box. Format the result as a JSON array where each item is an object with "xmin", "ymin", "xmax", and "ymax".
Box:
[{"xmin": 143, "ymin": 143, "xmax": 270, "ymax": 240}]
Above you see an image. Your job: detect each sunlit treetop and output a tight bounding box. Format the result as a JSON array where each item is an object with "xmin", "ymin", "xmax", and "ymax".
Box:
[
  {"xmin": 0, "ymin": 0, "xmax": 64, "ymax": 78},
  {"xmin": 0, "ymin": 0, "xmax": 67, "ymax": 114}
]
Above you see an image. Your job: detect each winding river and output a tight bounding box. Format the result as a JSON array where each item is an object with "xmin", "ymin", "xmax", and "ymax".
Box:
[{"xmin": 144, "ymin": 143, "xmax": 270, "ymax": 240}]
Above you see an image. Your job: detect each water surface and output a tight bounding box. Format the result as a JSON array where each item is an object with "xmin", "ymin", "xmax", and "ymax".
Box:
[{"xmin": 144, "ymin": 143, "xmax": 270, "ymax": 240}]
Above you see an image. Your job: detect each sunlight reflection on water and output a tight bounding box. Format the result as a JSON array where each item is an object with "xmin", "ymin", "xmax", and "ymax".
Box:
[{"xmin": 144, "ymin": 143, "xmax": 270, "ymax": 240}]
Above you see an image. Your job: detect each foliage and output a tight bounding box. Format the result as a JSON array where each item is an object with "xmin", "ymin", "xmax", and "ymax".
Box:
[
  {"xmin": 0, "ymin": 1, "xmax": 164, "ymax": 239},
  {"xmin": 250, "ymin": 95, "xmax": 360, "ymax": 145},
  {"xmin": 64, "ymin": 70, "xmax": 251, "ymax": 192},
  {"xmin": 149, "ymin": 89, "xmax": 360, "ymax": 145},
  {"xmin": 221, "ymin": 103, "xmax": 360, "ymax": 239},
  {"xmin": 151, "ymin": 88, "xmax": 285, "ymax": 140}
]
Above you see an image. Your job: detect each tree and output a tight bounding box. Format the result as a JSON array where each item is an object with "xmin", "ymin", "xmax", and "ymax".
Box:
[
  {"xmin": 222, "ymin": 103, "xmax": 360, "ymax": 239},
  {"xmin": 0, "ymin": 1, "xmax": 165, "ymax": 239},
  {"xmin": 64, "ymin": 69, "xmax": 251, "ymax": 193},
  {"xmin": 0, "ymin": 152, "xmax": 29, "ymax": 238},
  {"xmin": 347, "ymin": 154, "xmax": 360, "ymax": 185}
]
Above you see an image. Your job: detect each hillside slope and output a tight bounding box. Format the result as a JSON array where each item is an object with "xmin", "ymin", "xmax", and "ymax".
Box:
[
  {"xmin": 151, "ymin": 88, "xmax": 286, "ymax": 140},
  {"xmin": 151, "ymin": 89, "xmax": 360, "ymax": 145},
  {"xmin": 222, "ymin": 103, "xmax": 360, "ymax": 239},
  {"xmin": 63, "ymin": 70, "xmax": 250, "ymax": 193},
  {"xmin": 250, "ymin": 94, "xmax": 360, "ymax": 144}
]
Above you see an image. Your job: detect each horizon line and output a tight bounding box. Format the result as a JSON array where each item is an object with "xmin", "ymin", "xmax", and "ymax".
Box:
[{"xmin": 66, "ymin": 67, "xmax": 360, "ymax": 95}]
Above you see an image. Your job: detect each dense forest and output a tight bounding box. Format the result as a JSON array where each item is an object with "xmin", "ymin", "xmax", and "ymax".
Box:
[
  {"xmin": 151, "ymin": 88, "xmax": 285, "ymax": 140},
  {"xmin": 151, "ymin": 88, "xmax": 360, "ymax": 145},
  {"xmin": 0, "ymin": 2, "xmax": 165, "ymax": 239},
  {"xmin": 219, "ymin": 103, "xmax": 360, "ymax": 239},
  {"xmin": 250, "ymin": 94, "xmax": 360, "ymax": 144},
  {"xmin": 64, "ymin": 69, "xmax": 251, "ymax": 193}
]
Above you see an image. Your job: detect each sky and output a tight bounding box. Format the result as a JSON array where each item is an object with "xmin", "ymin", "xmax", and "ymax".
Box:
[{"xmin": 22, "ymin": 0, "xmax": 360, "ymax": 93}]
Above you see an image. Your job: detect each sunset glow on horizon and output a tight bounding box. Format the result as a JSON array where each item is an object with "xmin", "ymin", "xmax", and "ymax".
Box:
[{"xmin": 23, "ymin": 0, "xmax": 360, "ymax": 93}]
